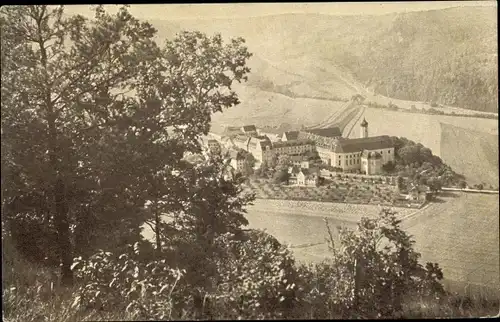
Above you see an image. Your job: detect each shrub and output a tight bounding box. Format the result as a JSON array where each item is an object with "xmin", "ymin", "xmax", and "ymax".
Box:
[{"xmin": 72, "ymin": 245, "xmax": 185, "ymax": 320}]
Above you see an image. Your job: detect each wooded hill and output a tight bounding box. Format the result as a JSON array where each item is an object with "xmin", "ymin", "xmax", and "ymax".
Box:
[{"xmin": 150, "ymin": 6, "xmax": 498, "ymax": 113}]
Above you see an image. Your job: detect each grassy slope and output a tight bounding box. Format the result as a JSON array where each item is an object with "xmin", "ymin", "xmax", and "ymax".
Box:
[
  {"xmin": 210, "ymin": 84, "xmax": 346, "ymax": 134},
  {"xmin": 402, "ymin": 192, "xmax": 500, "ymax": 299},
  {"xmin": 439, "ymin": 123, "xmax": 499, "ymax": 187}
]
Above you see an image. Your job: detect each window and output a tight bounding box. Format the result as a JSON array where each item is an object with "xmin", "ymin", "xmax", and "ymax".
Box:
[
  {"xmin": 388, "ymin": 150, "xmax": 391, "ymax": 154},
  {"xmin": 338, "ymin": 161, "xmax": 341, "ymax": 166}
]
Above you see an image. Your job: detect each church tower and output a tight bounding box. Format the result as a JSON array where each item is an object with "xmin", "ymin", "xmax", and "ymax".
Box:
[{"xmin": 360, "ymin": 118, "xmax": 368, "ymax": 138}]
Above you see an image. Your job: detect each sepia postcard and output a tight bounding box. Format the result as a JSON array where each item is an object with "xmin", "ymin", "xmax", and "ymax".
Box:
[{"xmin": 1, "ymin": 2, "xmax": 498, "ymax": 320}]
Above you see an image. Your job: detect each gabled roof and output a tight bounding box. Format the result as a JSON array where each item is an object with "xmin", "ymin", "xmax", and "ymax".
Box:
[
  {"xmin": 282, "ymin": 131, "xmax": 299, "ymax": 140},
  {"xmin": 242, "ymin": 125, "xmax": 257, "ymax": 132},
  {"xmin": 333, "ymin": 135, "xmax": 394, "ymax": 153},
  {"xmin": 299, "ymin": 167, "xmax": 319, "ymax": 178},
  {"xmin": 304, "ymin": 127, "xmax": 342, "ymax": 138},
  {"xmin": 289, "ymin": 165, "xmax": 301, "ymax": 175}
]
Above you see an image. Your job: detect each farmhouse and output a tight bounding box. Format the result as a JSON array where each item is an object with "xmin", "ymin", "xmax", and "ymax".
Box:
[{"xmin": 288, "ymin": 166, "xmax": 320, "ymax": 187}]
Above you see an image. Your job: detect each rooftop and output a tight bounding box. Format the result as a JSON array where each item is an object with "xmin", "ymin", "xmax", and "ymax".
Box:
[
  {"xmin": 282, "ymin": 131, "xmax": 300, "ymax": 140},
  {"xmin": 304, "ymin": 126, "xmax": 342, "ymax": 138},
  {"xmin": 242, "ymin": 125, "xmax": 257, "ymax": 132},
  {"xmin": 333, "ymin": 135, "xmax": 394, "ymax": 153}
]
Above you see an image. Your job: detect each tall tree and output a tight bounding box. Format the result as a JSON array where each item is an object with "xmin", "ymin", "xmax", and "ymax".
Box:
[{"xmin": 1, "ymin": 5, "xmax": 252, "ymax": 285}]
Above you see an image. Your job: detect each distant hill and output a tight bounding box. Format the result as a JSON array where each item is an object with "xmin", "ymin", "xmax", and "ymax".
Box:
[{"xmin": 149, "ymin": 6, "xmax": 498, "ymax": 113}]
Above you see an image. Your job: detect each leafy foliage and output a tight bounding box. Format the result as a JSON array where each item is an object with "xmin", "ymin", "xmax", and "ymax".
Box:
[
  {"xmin": 389, "ymin": 136, "xmax": 465, "ymax": 187},
  {"xmin": 1, "ymin": 5, "xmax": 252, "ymax": 285}
]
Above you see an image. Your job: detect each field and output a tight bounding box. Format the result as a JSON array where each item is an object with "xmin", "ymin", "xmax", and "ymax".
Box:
[
  {"xmin": 210, "ymin": 84, "xmax": 346, "ymax": 134},
  {"xmin": 402, "ymin": 192, "xmax": 500, "ymax": 298},
  {"xmin": 244, "ymin": 198, "xmax": 416, "ymax": 247},
  {"xmin": 244, "ymin": 192, "xmax": 499, "ymax": 299},
  {"xmin": 440, "ymin": 123, "xmax": 499, "ymax": 187}
]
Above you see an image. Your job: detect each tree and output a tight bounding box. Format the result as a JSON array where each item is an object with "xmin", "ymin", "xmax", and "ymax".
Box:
[
  {"xmin": 273, "ymin": 169, "xmax": 290, "ymax": 184},
  {"xmin": 382, "ymin": 161, "xmax": 395, "ymax": 173},
  {"xmin": 1, "ymin": 5, "xmax": 252, "ymax": 285},
  {"xmin": 242, "ymin": 151, "xmax": 256, "ymax": 177},
  {"xmin": 318, "ymin": 210, "xmax": 445, "ymax": 318},
  {"xmin": 277, "ymin": 154, "xmax": 292, "ymax": 170},
  {"xmin": 396, "ymin": 176, "xmax": 405, "ymax": 192}
]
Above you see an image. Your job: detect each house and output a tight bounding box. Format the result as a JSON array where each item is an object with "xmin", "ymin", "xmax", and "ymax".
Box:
[
  {"xmin": 229, "ymin": 150, "xmax": 246, "ymax": 173},
  {"xmin": 288, "ymin": 166, "xmax": 301, "ymax": 185},
  {"xmin": 288, "ymin": 166, "xmax": 319, "ymax": 187},
  {"xmin": 247, "ymin": 135, "xmax": 272, "ymax": 163},
  {"xmin": 406, "ymin": 184, "xmax": 430, "ymax": 202},
  {"xmin": 297, "ymin": 168, "xmax": 320, "ymax": 187}
]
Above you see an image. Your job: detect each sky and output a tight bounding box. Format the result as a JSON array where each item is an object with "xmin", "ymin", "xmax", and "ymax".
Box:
[{"xmin": 63, "ymin": 1, "xmax": 497, "ymax": 21}]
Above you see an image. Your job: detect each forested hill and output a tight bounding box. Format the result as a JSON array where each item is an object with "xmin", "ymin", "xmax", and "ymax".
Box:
[
  {"xmin": 150, "ymin": 6, "xmax": 498, "ymax": 113},
  {"xmin": 337, "ymin": 7, "xmax": 498, "ymax": 113}
]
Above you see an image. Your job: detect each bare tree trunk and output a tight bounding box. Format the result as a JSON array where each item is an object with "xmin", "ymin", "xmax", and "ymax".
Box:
[{"xmin": 54, "ymin": 178, "xmax": 73, "ymax": 286}]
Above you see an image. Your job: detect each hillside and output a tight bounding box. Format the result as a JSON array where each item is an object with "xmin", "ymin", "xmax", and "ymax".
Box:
[
  {"xmin": 439, "ymin": 123, "xmax": 499, "ymax": 187},
  {"xmin": 150, "ymin": 6, "xmax": 497, "ymax": 113}
]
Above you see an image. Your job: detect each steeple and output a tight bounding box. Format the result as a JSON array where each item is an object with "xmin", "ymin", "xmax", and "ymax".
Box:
[{"xmin": 360, "ymin": 118, "xmax": 368, "ymax": 138}]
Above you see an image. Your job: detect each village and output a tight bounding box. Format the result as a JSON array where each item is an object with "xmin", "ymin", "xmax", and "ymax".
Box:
[{"xmin": 201, "ymin": 120, "xmax": 433, "ymax": 209}]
